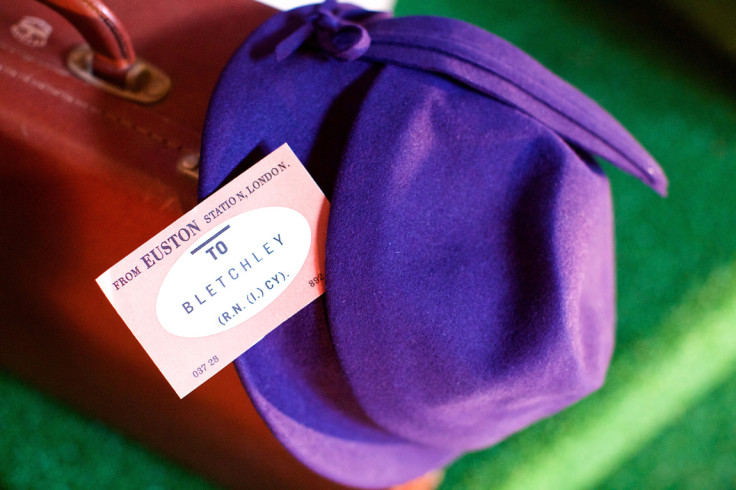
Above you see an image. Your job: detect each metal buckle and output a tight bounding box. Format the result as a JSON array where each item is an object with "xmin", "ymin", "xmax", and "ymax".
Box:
[{"xmin": 67, "ymin": 44, "xmax": 171, "ymax": 104}]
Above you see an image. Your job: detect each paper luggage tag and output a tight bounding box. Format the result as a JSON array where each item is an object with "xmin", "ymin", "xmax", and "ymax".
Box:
[{"xmin": 96, "ymin": 144, "xmax": 329, "ymax": 398}]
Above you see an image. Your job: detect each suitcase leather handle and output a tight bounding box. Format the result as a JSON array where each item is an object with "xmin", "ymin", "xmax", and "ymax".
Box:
[{"xmin": 36, "ymin": 0, "xmax": 171, "ymax": 104}]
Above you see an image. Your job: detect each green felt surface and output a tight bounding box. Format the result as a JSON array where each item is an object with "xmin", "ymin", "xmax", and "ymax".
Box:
[
  {"xmin": 0, "ymin": 371, "xmax": 216, "ymax": 490},
  {"xmin": 2, "ymin": 0, "xmax": 735, "ymax": 488}
]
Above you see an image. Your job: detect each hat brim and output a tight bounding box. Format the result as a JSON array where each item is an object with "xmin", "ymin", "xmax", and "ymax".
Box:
[{"xmin": 234, "ymin": 300, "xmax": 458, "ymax": 488}]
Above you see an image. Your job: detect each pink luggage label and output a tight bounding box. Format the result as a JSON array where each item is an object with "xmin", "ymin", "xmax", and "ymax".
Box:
[{"xmin": 97, "ymin": 144, "xmax": 329, "ymax": 398}]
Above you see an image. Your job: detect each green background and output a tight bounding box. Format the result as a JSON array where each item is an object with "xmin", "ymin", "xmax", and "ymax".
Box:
[{"xmin": 2, "ymin": 0, "xmax": 735, "ymax": 488}]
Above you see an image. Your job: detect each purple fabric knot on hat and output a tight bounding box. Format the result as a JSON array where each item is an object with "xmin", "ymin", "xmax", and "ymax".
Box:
[
  {"xmin": 275, "ymin": 0, "xmax": 385, "ymax": 61},
  {"xmin": 199, "ymin": 2, "xmax": 667, "ymax": 488}
]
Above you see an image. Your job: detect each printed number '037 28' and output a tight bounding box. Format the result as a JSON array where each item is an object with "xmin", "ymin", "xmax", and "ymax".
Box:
[
  {"xmin": 192, "ymin": 355, "xmax": 220, "ymax": 378},
  {"xmin": 309, "ymin": 273, "xmax": 324, "ymax": 288}
]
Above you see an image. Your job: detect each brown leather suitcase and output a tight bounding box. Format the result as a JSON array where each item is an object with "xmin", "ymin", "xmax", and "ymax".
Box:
[{"xmin": 0, "ymin": 1, "xmax": 438, "ymax": 488}]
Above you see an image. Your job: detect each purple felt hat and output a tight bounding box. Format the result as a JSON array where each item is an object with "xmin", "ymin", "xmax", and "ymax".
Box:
[{"xmin": 199, "ymin": 2, "xmax": 667, "ymax": 487}]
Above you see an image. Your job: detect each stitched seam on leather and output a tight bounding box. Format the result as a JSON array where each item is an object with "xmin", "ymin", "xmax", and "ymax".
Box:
[
  {"xmin": 1, "ymin": 42, "xmax": 197, "ymax": 140},
  {"xmin": 0, "ymin": 41, "xmax": 70, "ymax": 78},
  {"xmin": 0, "ymin": 41, "xmax": 189, "ymax": 130},
  {"xmin": 81, "ymin": 0, "xmax": 131, "ymax": 60},
  {"xmin": 0, "ymin": 62, "xmax": 193, "ymax": 153}
]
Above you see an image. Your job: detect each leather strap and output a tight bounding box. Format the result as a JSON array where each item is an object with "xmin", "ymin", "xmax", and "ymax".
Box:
[{"xmin": 35, "ymin": 0, "xmax": 135, "ymax": 86}]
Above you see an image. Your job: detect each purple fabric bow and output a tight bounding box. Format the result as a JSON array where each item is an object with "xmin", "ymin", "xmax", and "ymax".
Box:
[{"xmin": 275, "ymin": 0, "xmax": 385, "ymax": 61}]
